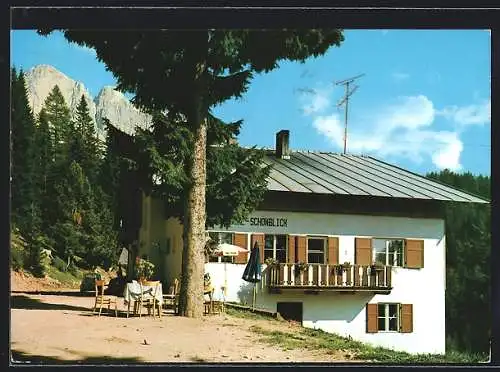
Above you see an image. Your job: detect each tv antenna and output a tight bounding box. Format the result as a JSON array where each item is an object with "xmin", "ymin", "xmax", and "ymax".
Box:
[{"xmin": 335, "ymin": 73, "xmax": 365, "ymax": 154}]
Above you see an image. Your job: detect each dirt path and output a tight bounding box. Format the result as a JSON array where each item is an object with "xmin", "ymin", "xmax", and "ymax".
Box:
[{"xmin": 10, "ymin": 292, "xmax": 353, "ymax": 364}]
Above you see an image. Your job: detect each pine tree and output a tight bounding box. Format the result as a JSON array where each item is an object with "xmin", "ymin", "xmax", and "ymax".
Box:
[
  {"xmin": 43, "ymin": 85, "xmax": 72, "ymax": 162},
  {"xmin": 33, "ymin": 108, "xmax": 54, "ymax": 233},
  {"xmin": 47, "ymin": 29, "xmax": 345, "ymax": 317},
  {"xmin": 132, "ymin": 112, "xmax": 270, "ymax": 229},
  {"xmin": 11, "ymin": 68, "xmax": 39, "ymax": 235},
  {"xmin": 46, "ymin": 160, "xmax": 90, "ymax": 264},
  {"xmin": 427, "ymin": 170, "xmax": 491, "ymax": 354},
  {"xmin": 99, "ymin": 119, "xmax": 132, "ymax": 230},
  {"xmin": 70, "ymin": 95, "xmax": 102, "ymax": 183}
]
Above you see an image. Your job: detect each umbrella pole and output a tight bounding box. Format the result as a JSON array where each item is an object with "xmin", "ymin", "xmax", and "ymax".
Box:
[
  {"xmin": 224, "ymin": 262, "xmax": 227, "ymax": 298},
  {"xmin": 252, "ymin": 283, "xmax": 256, "ymax": 310}
]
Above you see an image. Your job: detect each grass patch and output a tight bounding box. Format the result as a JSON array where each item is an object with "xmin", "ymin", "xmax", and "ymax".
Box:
[
  {"xmin": 225, "ymin": 306, "xmax": 279, "ymax": 322},
  {"xmin": 247, "ymin": 323, "xmax": 488, "ymax": 364},
  {"xmin": 45, "ymin": 265, "xmax": 84, "ymax": 288}
]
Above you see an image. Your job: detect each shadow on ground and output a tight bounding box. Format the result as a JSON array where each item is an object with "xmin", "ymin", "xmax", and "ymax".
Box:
[
  {"xmin": 10, "ymin": 294, "xmax": 94, "ymax": 312},
  {"xmin": 10, "ymin": 290, "xmax": 96, "ymax": 297},
  {"xmin": 10, "ymin": 350, "xmax": 145, "ymax": 364}
]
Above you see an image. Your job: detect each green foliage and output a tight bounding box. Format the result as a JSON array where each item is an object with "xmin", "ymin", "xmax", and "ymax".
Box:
[
  {"xmin": 131, "ymin": 112, "xmax": 271, "ymax": 228},
  {"xmin": 27, "ymin": 235, "xmax": 53, "ymax": 278},
  {"xmin": 51, "ymin": 255, "xmax": 67, "ymax": 272},
  {"xmin": 11, "ymin": 228, "xmax": 28, "ymax": 271},
  {"xmin": 43, "ymin": 85, "xmax": 73, "ymax": 161},
  {"xmin": 33, "ymin": 108, "xmax": 54, "ymax": 233},
  {"xmin": 11, "ymin": 69, "xmax": 39, "ymax": 235},
  {"xmin": 45, "ymin": 264, "xmax": 83, "ymax": 288},
  {"xmin": 51, "ymin": 30, "xmax": 344, "ymax": 115},
  {"xmin": 11, "ymin": 244, "xmax": 26, "ymax": 271},
  {"xmin": 69, "ymin": 95, "xmax": 102, "ymax": 183},
  {"xmin": 247, "ymin": 322, "xmax": 488, "ymax": 363},
  {"xmin": 11, "ymin": 70, "xmax": 120, "ymax": 277},
  {"xmin": 427, "ymin": 170, "xmax": 490, "ymax": 354},
  {"xmin": 135, "ymin": 257, "xmax": 155, "ymax": 280}
]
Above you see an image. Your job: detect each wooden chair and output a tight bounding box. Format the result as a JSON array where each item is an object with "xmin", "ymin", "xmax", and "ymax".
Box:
[
  {"xmin": 203, "ymin": 286, "xmax": 214, "ymax": 315},
  {"xmin": 137, "ymin": 281, "xmax": 162, "ymax": 318},
  {"xmin": 163, "ymin": 278, "xmax": 179, "ymax": 314},
  {"xmin": 212, "ymin": 285, "xmax": 227, "ymax": 314},
  {"xmin": 92, "ymin": 280, "xmax": 118, "ymax": 317}
]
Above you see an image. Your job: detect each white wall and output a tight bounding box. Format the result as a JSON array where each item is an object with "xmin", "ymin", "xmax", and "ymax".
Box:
[
  {"xmin": 138, "ymin": 195, "xmax": 184, "ymax": 290},
  {"xmin": 141, "ymin": 203, "xmax": 446, "ymax": 355}
]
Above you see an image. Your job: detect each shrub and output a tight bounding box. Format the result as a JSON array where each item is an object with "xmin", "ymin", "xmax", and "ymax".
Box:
[
  {"xmin": 27, "ymin": 235, "xmax": 53, "ymax": 278},
  {"xmin": 67, "ymin": 263, "xmax": 78, "ymax": 276},
  {"xmin": 52, "ymin": 255, "xmax": 67, "ymax": 272},
  {"xmin": 11, "ymin": 244, "xmax": 25, "ymax": 271}
]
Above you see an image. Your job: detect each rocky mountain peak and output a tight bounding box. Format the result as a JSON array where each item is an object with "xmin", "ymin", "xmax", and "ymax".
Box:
[{"xmin": 24, "ymin": 64, "xmax": 151, "ymax": 139}]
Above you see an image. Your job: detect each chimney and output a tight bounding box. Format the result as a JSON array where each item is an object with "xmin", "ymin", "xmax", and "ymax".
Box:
[{"xmin": 275, "ymin": 130, "xmax": 290, "ymax": 159}]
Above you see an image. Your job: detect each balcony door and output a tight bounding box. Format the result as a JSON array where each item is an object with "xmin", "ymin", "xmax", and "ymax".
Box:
[{"xmin": 307, "ymin": 237, "xmax": 327, "ymax": 264}]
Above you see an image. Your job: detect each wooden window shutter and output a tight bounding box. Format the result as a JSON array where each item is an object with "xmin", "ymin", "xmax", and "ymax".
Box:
[
  {"xmin": 404, "ymin": 240, "xmax": 424, "ymax": 268},
  {"xmin": 327, "ymin": 237, "xmax": 339, "ymax": 265},
  {"xmin": 400, "ymin": 304, "xmax": 413, "ymax": 333},
  {"xmin": 296, "ymin": 236, "xmax": 307, "ymax": 263},
  {"xmin": 366, "ymin": 303, "xmax": 378, "ymax": 333},
  {"xmin": 233, "ymin": 234, "xmax": 248, "ymax": 264},
  {"xmin": 251, "ymin": 234, "xmax": 265, "ymax": 263},
  {"xmin": 355, "ymin": 238, "xmax": 372, "ymax": 266},
  {"xmin": 288, "ymin": 235, "xmax": 296, "ymax": 263}
]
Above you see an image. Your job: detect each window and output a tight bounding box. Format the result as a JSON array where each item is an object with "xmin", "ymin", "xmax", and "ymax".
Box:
[
  {"xmin": 307, "ymin": 237, "xmax": 326, "ymax": 264},
  {"xmin": 208, "ymin": 232, "xmax": 234, "ymax": 263},
  {"xmin": 264, "ymin": 235, "xmax": 287, "ymax": 263},
  {"xmin": 367, "ymin": 303, "xmax": 413, "ymax": 333},
  {"xmin": 378, "ymin": 303, "xmax": 400, "ymax": 332},
  {"xmin": 373, "ymin": 239, "xmax": 404, "ymax": 267}
]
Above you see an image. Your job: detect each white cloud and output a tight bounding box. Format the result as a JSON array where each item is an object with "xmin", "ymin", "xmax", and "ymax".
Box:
[
  {"xmin": 437, "ymin": 100, "xmax": 491, "ymax": 126},
  {"xmin": 300, "ymin": 87, "xmax": 333, "ymax": 116},
  {"xmin": 391, "ymin": 72, "xmax": 410, "ymax": 81},
  {"xmin": 302, "ymin": 91, "xmax": 488, "ymax": 171},
  {"xmin": 431, "ymin": 132, "xmax": 463, "ymax": 171},
  {"xmin": 381, "ymin": 95, "xmax": 435, "ymax": 131},
  {"xmin": 312, "ymin": 114, "xmax": 344, "ymax": 148}
]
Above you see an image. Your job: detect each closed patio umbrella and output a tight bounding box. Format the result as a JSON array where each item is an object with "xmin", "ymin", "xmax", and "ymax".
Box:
[{"xmin": 242, "ymin": 242, "xmax": 262, "ymax": 309}]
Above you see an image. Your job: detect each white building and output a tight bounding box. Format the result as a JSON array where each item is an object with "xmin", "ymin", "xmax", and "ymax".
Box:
[{"xmin": 131, "ymin": 130, "xmax": 488, "ymax": 355}]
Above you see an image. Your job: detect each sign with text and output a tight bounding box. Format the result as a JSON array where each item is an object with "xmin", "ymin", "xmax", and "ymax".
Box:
[{"xmin": 247, "ymin": 217, "xmax": 288, "ymax": 228}]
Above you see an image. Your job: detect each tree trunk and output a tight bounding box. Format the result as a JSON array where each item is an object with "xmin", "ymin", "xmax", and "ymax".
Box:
[{"xmin": 178, "ymin": 110, "xmax": 207, "ymax": 318}]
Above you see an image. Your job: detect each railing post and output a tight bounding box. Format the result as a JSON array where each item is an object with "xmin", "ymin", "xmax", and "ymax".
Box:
[
  {"xmin": 283, "ymin": 264, "xmax": 288, "ymax": 286},
  {"xmin": 386, "ymin": 266, "xmax": 392, "ymax": 287},
  {"xmin": 325, "ymin": 264, "xmax": 329, "ymax": 286},
  {"xmin": 308, "ymin": 265, "xmax": 313, "ymax": 286},
  {"xmin": 362, "ymin": 266, "xmax": 368, "ymax": 287}
]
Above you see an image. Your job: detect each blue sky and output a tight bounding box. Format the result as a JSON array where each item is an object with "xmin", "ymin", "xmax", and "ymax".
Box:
[{"xmin": 11, "ymin": 29, "xmax": 491, "ymax": 176}]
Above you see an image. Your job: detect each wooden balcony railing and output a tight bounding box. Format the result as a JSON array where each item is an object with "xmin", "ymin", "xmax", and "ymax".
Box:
[{"xmin": 264, "ymin": 263, "xmax": 392, "ymax": 293}]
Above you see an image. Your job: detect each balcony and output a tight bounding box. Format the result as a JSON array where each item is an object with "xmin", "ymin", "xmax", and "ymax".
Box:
[{"xmin": 264, "ymin": 263, "xmax": 392, "ymax": 294}]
